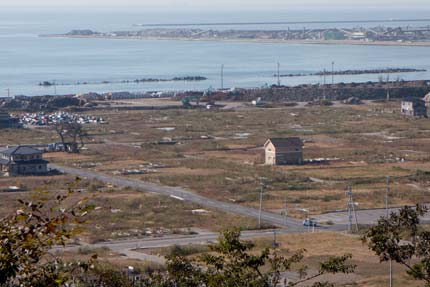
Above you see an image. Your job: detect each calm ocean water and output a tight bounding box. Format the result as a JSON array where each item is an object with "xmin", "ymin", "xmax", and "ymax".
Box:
[{"xmin": 1, "ymin": 7, "xmax": 430, "ymax": 96}]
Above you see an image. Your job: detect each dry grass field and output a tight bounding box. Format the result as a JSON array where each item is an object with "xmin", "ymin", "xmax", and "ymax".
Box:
[
  {"xmin": 43, "ymin": 100, "xmax": 430, "ymax": 217},
  {"xmin": 3, "ymin": 99, "xmax": 430, "ymax": 222},
  {"xmin": 2, "ymin": 99, "xmax": 430, "ymax": 282},
  {"xmin": 0, "ymin": 176, "xmax": 258, "ymax": 243}
]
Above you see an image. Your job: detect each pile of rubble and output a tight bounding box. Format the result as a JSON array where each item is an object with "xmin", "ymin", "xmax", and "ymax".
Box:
[
  {"xmin": 20, "ymin": 111, "xmax": 107, "ymax": 126},
  {"xmin": 112, "ymin": 163, "xmax": 166, "ymax": 176},
  {"xmin": 0, "ymin": 95, "xmax": 83, "ymax": 111}
]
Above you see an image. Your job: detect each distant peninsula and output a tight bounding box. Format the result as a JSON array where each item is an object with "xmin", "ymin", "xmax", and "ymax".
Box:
[{"xmin": 40, "ymin": 26, "xmax": 430, "ymax": 47}]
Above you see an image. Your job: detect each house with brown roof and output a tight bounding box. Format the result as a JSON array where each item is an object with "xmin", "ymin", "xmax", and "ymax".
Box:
[
  {"xmin": 264, "ymin": 138, "xmax": 304, "ymax": 165},
  {"xmin": 0, "ymin": 146, "xmax": 49, "ymax": 176}
]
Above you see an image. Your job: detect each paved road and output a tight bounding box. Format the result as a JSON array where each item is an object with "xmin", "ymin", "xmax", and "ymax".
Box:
[
  {"xmin": 51, "ymin": 164, "xmax": 313, "ymax": 232},
  {"xmin": 315, "ymin": 205, "xmax": 430, "ymax": 225},
  {"xmin": 55, "ymin": 228, "xmax": 317, "ymax": 262}
]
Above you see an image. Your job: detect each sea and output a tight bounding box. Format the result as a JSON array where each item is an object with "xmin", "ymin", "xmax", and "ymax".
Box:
[{"xmin": 1, "ymin": 7, "xmax": 430, "ymax": 97}]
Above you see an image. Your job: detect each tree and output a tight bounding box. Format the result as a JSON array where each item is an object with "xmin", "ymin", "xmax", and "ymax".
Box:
[
  {"xmin": 0, "ymin": 178, "xmax": 95, "ymax": 286},
  {"xmin": 363, "ymin": 204, "xmax": 430, "ymax": 286},
  {"xmin": 52, "ymin": 121, "xmax": 89, "ymax": 153},
  {"xmin": 150, "ymin": 229, "xmax": 355, "ymax": 287}
]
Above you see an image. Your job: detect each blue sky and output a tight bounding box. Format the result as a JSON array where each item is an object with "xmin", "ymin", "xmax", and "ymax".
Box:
[{"xmin": 2, "ymin": 0, "xmax": 429, "ymax": 8}]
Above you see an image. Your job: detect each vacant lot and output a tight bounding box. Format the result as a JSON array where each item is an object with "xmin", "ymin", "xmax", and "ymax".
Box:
[{"xmin": 2, "ymin": 99, "xmax": 430, "ymax": 231}]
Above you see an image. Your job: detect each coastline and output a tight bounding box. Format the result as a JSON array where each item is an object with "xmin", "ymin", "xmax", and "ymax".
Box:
[{"xmin": 40, "ymin": 34, "xmax": 430, "ymax": 47}]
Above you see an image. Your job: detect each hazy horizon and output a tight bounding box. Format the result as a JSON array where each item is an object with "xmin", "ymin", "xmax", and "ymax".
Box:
[{"xmin": 1, "ymin": 0, "xmax": 430, "ymax": 9}]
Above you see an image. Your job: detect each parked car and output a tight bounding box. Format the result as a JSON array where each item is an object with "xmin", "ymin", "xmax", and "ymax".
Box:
[{"xmin": 303, "ymin": 218, "xmax": 318, "ymax": 227}]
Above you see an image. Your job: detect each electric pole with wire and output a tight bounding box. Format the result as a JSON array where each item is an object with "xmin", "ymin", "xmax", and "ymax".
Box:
[
  {"xmin": 386, "ymin": 176, "xmax": 393, "ymax": 287},
  {"xmin": 221, "ymin": 64, "xmax": 224, "ymax": 90},
  {"xmin": 331, "ymin": 61, "xmax": 334, "ymax": 85},
  {"xmin": 284, "ymin": 192, "xmax": 288, "ymax": 225},
  {"xmin": 323, "ymin": 69, "xmax": 327, "ymax": 100},
  {"xmin": 386, "ymin": 72, "xmax": 390, "ymax": 101},
  {"xmin": 258, "ymin": 178, "xmax": 266, "ymax": 229},
  {"xmin": 346, "ymin": 185, "xmax": 359, "ymax": 233},
  {"xmin": 277, "ymin": 62, "xmax": 281, "ymax": 86}
]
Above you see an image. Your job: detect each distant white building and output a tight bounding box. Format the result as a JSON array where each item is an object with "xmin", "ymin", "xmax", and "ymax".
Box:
[{"xmin": 401, "ymin": 97, "xmax": 427, "ymax": 117}]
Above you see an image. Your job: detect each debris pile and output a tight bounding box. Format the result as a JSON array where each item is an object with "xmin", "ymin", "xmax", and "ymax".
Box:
[
  {"xmin": 112, "ymin": 163, "xmax": 166, "ymax": 176},
  {"xmin": 20, "ymin": 111, "xmax": 107, "ymax": 126}
]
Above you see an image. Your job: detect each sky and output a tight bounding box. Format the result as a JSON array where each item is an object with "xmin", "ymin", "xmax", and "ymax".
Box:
[{"xmin": 1, "ymin": 0, "xmax": 429, "ymax": 9}]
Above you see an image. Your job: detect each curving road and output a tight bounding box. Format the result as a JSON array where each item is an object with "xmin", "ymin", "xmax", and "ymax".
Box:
[
  {"xmin": 51, "ymin": 164, "xmax": 317, "ymax": 232},
  {"xmin": 55, "ymin": 229, "xmax": 311, "ymax": 263}
]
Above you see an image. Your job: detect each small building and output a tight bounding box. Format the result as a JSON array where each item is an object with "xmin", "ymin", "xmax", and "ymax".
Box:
[
  {"xmin": 264, "ymin": 138, "xmax": 304, "ymax": 165},
  {"xmin": 423, "ymin": 92, "xmax": 430, "ymax": 117},
  {"xmin": 401, "ymin": 97, "xmax": 427, "ymax": 117},
  {"xmin": 0, "ymin": 146, "xmax": 49, "ymax": 176},
  {"xmin": 0, "ymin": 110, "xmax": 20, "ymax": 129}
]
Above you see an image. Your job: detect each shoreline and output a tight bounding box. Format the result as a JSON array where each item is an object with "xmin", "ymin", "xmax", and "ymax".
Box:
[{"xmin": 40, "ymin": 34, "xmax": 430, "ymax": 47}]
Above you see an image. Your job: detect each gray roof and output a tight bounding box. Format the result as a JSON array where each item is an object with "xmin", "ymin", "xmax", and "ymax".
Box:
[
  {"xmin": 0, "ymin": 146, "xmax": 43, "ymax": 156},
  {"xmin": 0, "ymin": 158, "xmax": 10, "ymax": 165},
  {"xmin": 267, "ymin": 137, "xmax": 303, "ymax": 148}
]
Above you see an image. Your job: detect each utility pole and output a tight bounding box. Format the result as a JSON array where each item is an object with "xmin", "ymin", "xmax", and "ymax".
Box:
[
  {"xmin": 284, "ymin": 192, "xmax": 288, "ymax": 226},
  {"xmin": 277, "ymin": 62, "xmax": 281, "ymax": 86},
  {"xmin": 331, "ymin": 61, "xmax": 334, "ymax": 85},
  {"xmin": 258, "ymin": 179, "xmax": 265, "ymax": 229},
  {"xmin": 323, "ymin": 69, "xmax": 327, "ymax": 100},
  {"xmin": 346, "ymin": 185, "xmax": 359, "ymax": 233},
  {"xmin": 273, "ymin": 229, "xmax": 277, "ymax": 248},
  {"xmin": 347, "ymin": 185, "xmax": 352, "ymax": 233},
  {"xmin": 386, "ymin": 176, "xmax": 390, "ymax": 217},
  {"xmin": 386, "ymin": 72, "xmax": 390, "ymax": 102},
  {"xmin": 221, "ymin": 64, "xmax": 224, "ymax": 90},
  {"xmin": 307, "ymin": 209, "xmax": 310, "ymax": 233},
  {"xmin": 386, "ymin": 176, "xmax": 393, "ymax": 287}
]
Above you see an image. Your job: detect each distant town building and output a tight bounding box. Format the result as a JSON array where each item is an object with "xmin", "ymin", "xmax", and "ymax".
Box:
[
  {"xmin": 264, "ymin": 138, "xmax": 303, "ymax": 165},
  {"xmin": 0, "ymin": 146, "xmax": 49, "ymax": 176},
  {"xmin": 0, "ymin": 110, "xmax": 20, "ymax": 129},
  {"xmin": 401, "ymin": 97, "xmax": 427, "ymax": 117}
]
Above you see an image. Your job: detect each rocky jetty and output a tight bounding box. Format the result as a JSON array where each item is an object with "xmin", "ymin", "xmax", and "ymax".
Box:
[
  {"xmin": 276, "ymin": 68, "xmax": 426, "ymax": 78},
  {"xmin": 38, "ymin": 76, "xmax": 207, "ymax": 87}
]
